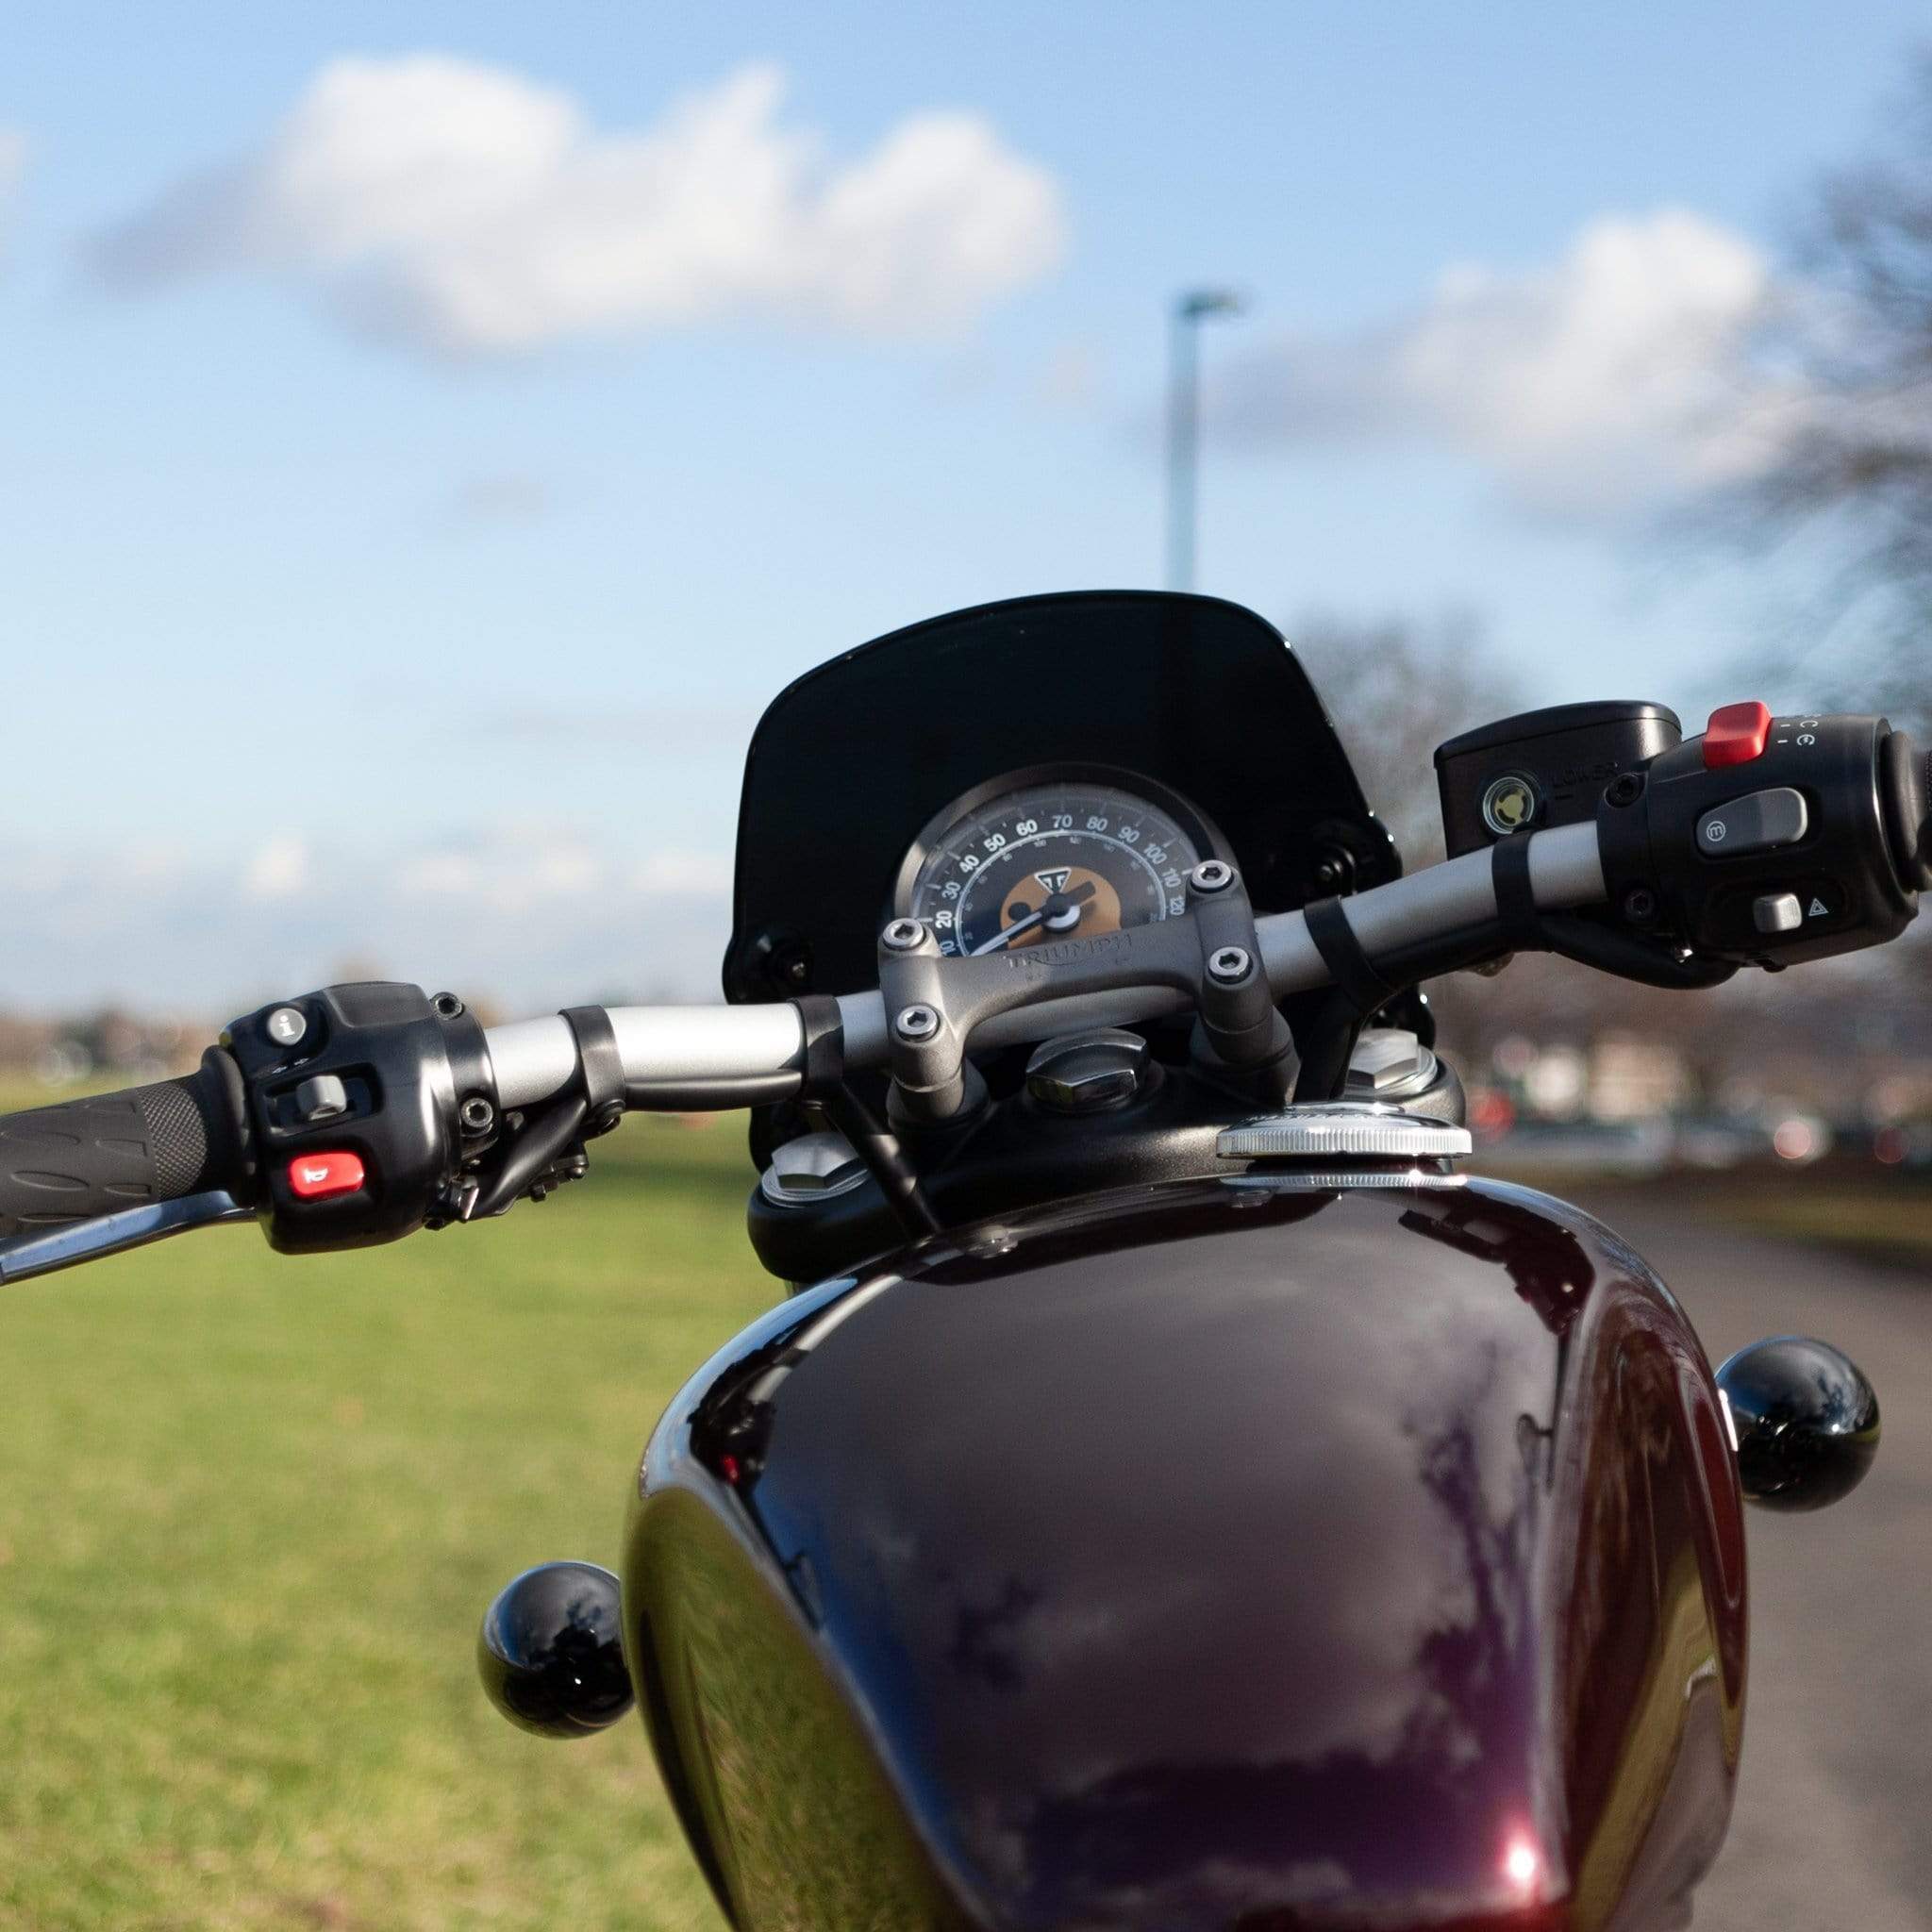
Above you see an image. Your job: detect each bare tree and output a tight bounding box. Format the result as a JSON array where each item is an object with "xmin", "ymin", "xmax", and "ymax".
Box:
[
  {"xmin": 1285, "ymin": 610, "xmax": 1845, "ymax": 1077},
  {"xmin": 1721, "ymin": 55, "xmax": 1932, "ymax": 721},
  {"xmin": 1286, "ymin": 608, "xmax": 1519, "ymax": 865},
  {"xmin": 1287, "ymin": 609, "xmax": 1539, "ymax": 1060}
]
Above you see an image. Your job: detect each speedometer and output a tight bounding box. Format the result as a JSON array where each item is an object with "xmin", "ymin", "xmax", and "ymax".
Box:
[{"xmin": 894, "ymin": 768, "xmax": 1226, "ymax": 958}]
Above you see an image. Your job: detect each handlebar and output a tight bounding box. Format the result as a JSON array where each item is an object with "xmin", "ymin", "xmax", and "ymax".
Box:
[
  {"xmin": 481, "ymin": 820, "xmax": 1611, "ymax": 1108},
  {"xmin": 0, "ymin": 819, "xmax": 1609, "ymax": 1266},
  {"xmin": 2, "ymin": 700, "xmax": 1924, "ymax": 1280}
]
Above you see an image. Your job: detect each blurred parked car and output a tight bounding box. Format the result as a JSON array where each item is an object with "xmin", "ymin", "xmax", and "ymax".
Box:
[{"xmin": 1480, "ymin": 1118, "xmax": 1674, "ymax": 1179}]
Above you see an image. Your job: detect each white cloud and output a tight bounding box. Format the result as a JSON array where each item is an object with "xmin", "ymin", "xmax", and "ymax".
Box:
[
  {"xmin": 1212, "ymin": 209, "xmax": 1781, "ymax": 519},
  {"xmin": 0, "ymin": 825, "xmax": 730, "ymax": 1013},
  {"xmin": 242, "ymin": 835, "xmax": 309, "ymax": 901},
  {"xmin": 394, "ymin": 824, "xmax": 603, "ymax": 912},
  {"xmin": 89, "ymin": 56, "xmax": 1065, "ymax": 355}
]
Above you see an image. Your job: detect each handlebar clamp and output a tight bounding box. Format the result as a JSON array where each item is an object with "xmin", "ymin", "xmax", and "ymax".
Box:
[{"xmin": 877, "ymin": 868, "xmax": 1287, "ymax": 1124}]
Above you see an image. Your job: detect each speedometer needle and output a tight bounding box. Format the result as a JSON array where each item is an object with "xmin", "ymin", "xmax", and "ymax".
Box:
[{"xmin": 971, "ymin": 881, "xmax": 1096, "ymax": 954}]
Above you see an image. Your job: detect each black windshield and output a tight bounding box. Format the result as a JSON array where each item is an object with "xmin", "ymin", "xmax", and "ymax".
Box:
[{"xmin": 724, "ymin": 591, "xmax": 1396, "ymax": 1002}]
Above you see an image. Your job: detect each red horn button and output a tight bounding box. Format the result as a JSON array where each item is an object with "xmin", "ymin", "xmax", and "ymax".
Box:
[{"xmin": 287, "ymin": 1151, "xmax": 366, "ymax": 1199}]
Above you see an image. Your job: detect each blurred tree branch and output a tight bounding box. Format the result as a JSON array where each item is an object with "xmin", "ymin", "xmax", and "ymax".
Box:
[
  {"xmin": 1711, "ymin": 52, "xmax": 1932, "ymax": 724},
  {"xmin": 1288, "ymin": 604, "xmax": 1932, "ymax": 1073},
  {"xmin": 1286, "ymin": 608, "xmax": 1518, "ymax": 865}
]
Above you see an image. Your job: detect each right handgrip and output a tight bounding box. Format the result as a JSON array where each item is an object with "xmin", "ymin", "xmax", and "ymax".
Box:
[{"xmin": 0, "ymin": 1053, "xmax": 244, "ymax": 1239}]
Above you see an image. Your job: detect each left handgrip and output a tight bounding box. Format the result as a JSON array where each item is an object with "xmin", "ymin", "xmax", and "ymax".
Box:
[{"xmin": 0, "ymin": 1052, "xmax": 243, "ymax": 1239}]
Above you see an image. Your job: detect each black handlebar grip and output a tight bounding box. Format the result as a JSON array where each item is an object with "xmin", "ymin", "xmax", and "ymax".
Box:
[{"xmin": 0, "ymin": 1051, "xmax": 245, "ymax": 1240}]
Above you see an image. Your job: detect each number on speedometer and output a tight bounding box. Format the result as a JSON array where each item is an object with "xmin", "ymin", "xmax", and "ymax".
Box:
[{"xmin": 896, "ymin": 771, "xmax": 1220, "ymax": 958}]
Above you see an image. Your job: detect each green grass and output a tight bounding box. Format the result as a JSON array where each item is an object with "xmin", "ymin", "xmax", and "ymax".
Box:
[
  {"xmin": 1672, "ymin": 1173, "xmax": 1932, "ymax": 1266},
  {"xmin": 0, "ymin": 1111, "xmax": 773, "ymax": 1931},
  {"xmin": 1488, "ymin": 1164, "xmax": 1932, "ymax": 1269},
  {"xmin": 24, "ymin": 1092, "xmax": 1917, "ymax": 1929}
]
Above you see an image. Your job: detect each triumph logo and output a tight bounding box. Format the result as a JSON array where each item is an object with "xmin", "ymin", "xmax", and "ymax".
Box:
[
  {"xmin": 1033, "ymin": 868, "xmax": 1074, "ymax": 895},
  {"xmin": 1010, "ymin": 931, "xmax": 1130, "ymax": 972}
]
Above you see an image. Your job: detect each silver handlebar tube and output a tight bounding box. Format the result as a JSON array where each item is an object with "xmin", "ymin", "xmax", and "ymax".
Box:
[
  {"xmin": 485, "ymin": 822, "xmax": 1608, "ymax": 1110},
  {"xmin": 488, "ymin": 1004, "xmax": 811, "ymax": 1110}
]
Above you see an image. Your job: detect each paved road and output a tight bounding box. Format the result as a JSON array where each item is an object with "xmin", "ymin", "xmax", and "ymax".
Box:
[{"xmin": 1559, "ymin": 1189, "xmax": 1932, "ymax": 1931}]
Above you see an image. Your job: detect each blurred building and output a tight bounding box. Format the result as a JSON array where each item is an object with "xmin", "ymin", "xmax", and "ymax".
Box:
[{"xmin": 1590, "ymin": 1036, "xmax": 1691, "ymax": 1121}]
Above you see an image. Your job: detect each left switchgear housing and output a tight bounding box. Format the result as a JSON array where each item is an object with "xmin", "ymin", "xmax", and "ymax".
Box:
[{"xmin": 223, "ymin": 982, "xmax": 492, "ymax": 1252}]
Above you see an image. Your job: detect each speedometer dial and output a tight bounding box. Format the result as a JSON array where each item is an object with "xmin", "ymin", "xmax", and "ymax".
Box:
[{"xmin": 895, "ymin": 768, "xmax": 1224, "ymax": 958}]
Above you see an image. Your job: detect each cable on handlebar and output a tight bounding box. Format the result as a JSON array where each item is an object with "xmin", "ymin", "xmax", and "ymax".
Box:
[
  {"xmin": 1536, "ymin": 915, "xmax": 1738, "ymax": 990},
  {"xmin": 1302, "ymin": 897, "xmax": 1398, "ymax": 1018},
  {"xmin": 783, "ymin": 993, "xmax": 940, "ymax": 1237},
  {"xmin": 1295, "ymin": 897, "xmax": 1403, "ymax": 1104},
  {"xmin": 822, "ymin": 1083, "xmax": 941, "ymax": 1238}
]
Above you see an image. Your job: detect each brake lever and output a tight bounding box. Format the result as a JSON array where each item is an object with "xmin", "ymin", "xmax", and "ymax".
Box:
[{"xmin": 0, "ymin": 1191, "xmax": 254, "ymax": 1285}]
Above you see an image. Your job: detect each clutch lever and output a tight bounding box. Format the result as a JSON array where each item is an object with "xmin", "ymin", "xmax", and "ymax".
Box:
[{"xmin": 0, "ymin": 1191, "xmax": 253, "ymax": 1285}]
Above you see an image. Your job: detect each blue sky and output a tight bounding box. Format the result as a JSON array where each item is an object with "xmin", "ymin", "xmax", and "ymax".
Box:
[{"xmin": 2, "ymin": 1, "xmax": 1923, "ymax": 1011}]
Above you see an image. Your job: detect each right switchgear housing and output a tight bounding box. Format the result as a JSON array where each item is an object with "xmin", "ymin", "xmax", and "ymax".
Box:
[{"xmin": 1598, "ymin": 711, "xmax": 1926, "ymax": 967}]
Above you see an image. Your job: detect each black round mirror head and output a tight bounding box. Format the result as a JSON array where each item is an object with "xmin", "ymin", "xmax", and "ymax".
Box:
[
  {"xmin": 477, "ymin": 1560, "xmax": 634, "ymax": 1738},
  {"xmin": 1715, "ymin": 1336, "xmax": 1880, "ymax": 1512}
]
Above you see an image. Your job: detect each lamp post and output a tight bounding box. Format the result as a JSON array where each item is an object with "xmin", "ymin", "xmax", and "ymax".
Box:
[{"xmin": 1166, "ymin": 288, "xmax": 1245, "ymax": 592}]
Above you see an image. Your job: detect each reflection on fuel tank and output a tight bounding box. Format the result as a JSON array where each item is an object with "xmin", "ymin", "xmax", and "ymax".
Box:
[{"xmin": 634, "ymin": 1177, "xmax": 1745, "ymax": 1932}]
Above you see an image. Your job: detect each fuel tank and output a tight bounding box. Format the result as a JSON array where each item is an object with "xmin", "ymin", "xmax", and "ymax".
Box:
[{"xmin": 623, "ymin": 1174, "xmax": 1746, "ymax": 1932}]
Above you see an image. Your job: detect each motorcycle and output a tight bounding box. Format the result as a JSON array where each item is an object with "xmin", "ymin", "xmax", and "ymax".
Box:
[{"xmin": 0, "ymin": 591, "xmax": 1904, "ymax": 1931}]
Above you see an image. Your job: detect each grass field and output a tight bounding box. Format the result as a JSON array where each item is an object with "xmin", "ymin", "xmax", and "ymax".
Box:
[
  {"xmin": 5, "ymin": 1090, "xmax": 1923, "ymax": 1931},
  {"xmin": 0, "ymin": 1110, "xmax": 771, "ymax": 1931},
  {"xmin": 1485, "ymin": 1162, "xmax": 1932, "ymax": 1266},
  {"xmin": 1674, "ymin": 1172, "xmax": 1932, "ymax": 1264}
]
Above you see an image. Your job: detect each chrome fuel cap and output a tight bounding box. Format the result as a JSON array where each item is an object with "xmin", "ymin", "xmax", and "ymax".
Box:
[{"xmin": 1216, "ymin": 1103, "xmax": 1472, "ymax": 1160}]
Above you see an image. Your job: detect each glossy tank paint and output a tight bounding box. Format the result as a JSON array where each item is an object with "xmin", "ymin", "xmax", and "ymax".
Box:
[{"xmin": 623, "ymin": 1174, "xmax": 1746, "ymax": 1931}]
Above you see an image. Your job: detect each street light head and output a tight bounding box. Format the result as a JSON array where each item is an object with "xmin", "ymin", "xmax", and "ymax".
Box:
[{"xmin": 1177, "ymin": 288, "xmax": 1245, "ymax": 322}]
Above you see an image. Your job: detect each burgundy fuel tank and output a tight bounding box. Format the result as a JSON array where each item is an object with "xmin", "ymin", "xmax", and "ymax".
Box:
[{"xmin": 624, "ymin": 1174, "xmax": 1746, "ymax": 1932}]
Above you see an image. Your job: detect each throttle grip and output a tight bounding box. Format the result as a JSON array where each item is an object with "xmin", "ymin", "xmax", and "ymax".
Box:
[{"xmin": 0, "ymin": 1052, "xmax": 243, "ymax": 1239}]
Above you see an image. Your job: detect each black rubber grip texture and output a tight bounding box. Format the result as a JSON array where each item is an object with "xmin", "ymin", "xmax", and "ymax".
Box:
[{"xmin": 0, "ymin": 1073, "xmax": 227, "ymax": 1239}]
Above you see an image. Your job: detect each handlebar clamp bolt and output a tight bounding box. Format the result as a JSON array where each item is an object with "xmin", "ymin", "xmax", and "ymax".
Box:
[
  {"xmin": 458, "ymin": 1095, "xmax": 495, "ymax": 1138},
  {"xmin": 1623, "ymin": 887, "xmax": 1658, "ymax": 926},
  {"xmin": 1606, "ymin": 773, "xmax": 1644, "ymax": 808},
  {"xmin": 265, "ymin": 1006, "xmax": 308, "ymax": 1048},
  {"xmin": 433, "ymin": 992, "xmax": 466, "ymax": 1019},
  {"xmin": 1208, "ymin": 945, "xmax": 1253, "ymax": 984},
  {"xmin": 1190, "ymin": 859, "xmax": 1235, "ymax": 894},
  {"xmin": 895, "ymin": 1004, "xmax": 941, "ymax": 1042},
  {"xmin": 881, "ymin": 919, "xmax": 927, "ymax": 953}
]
